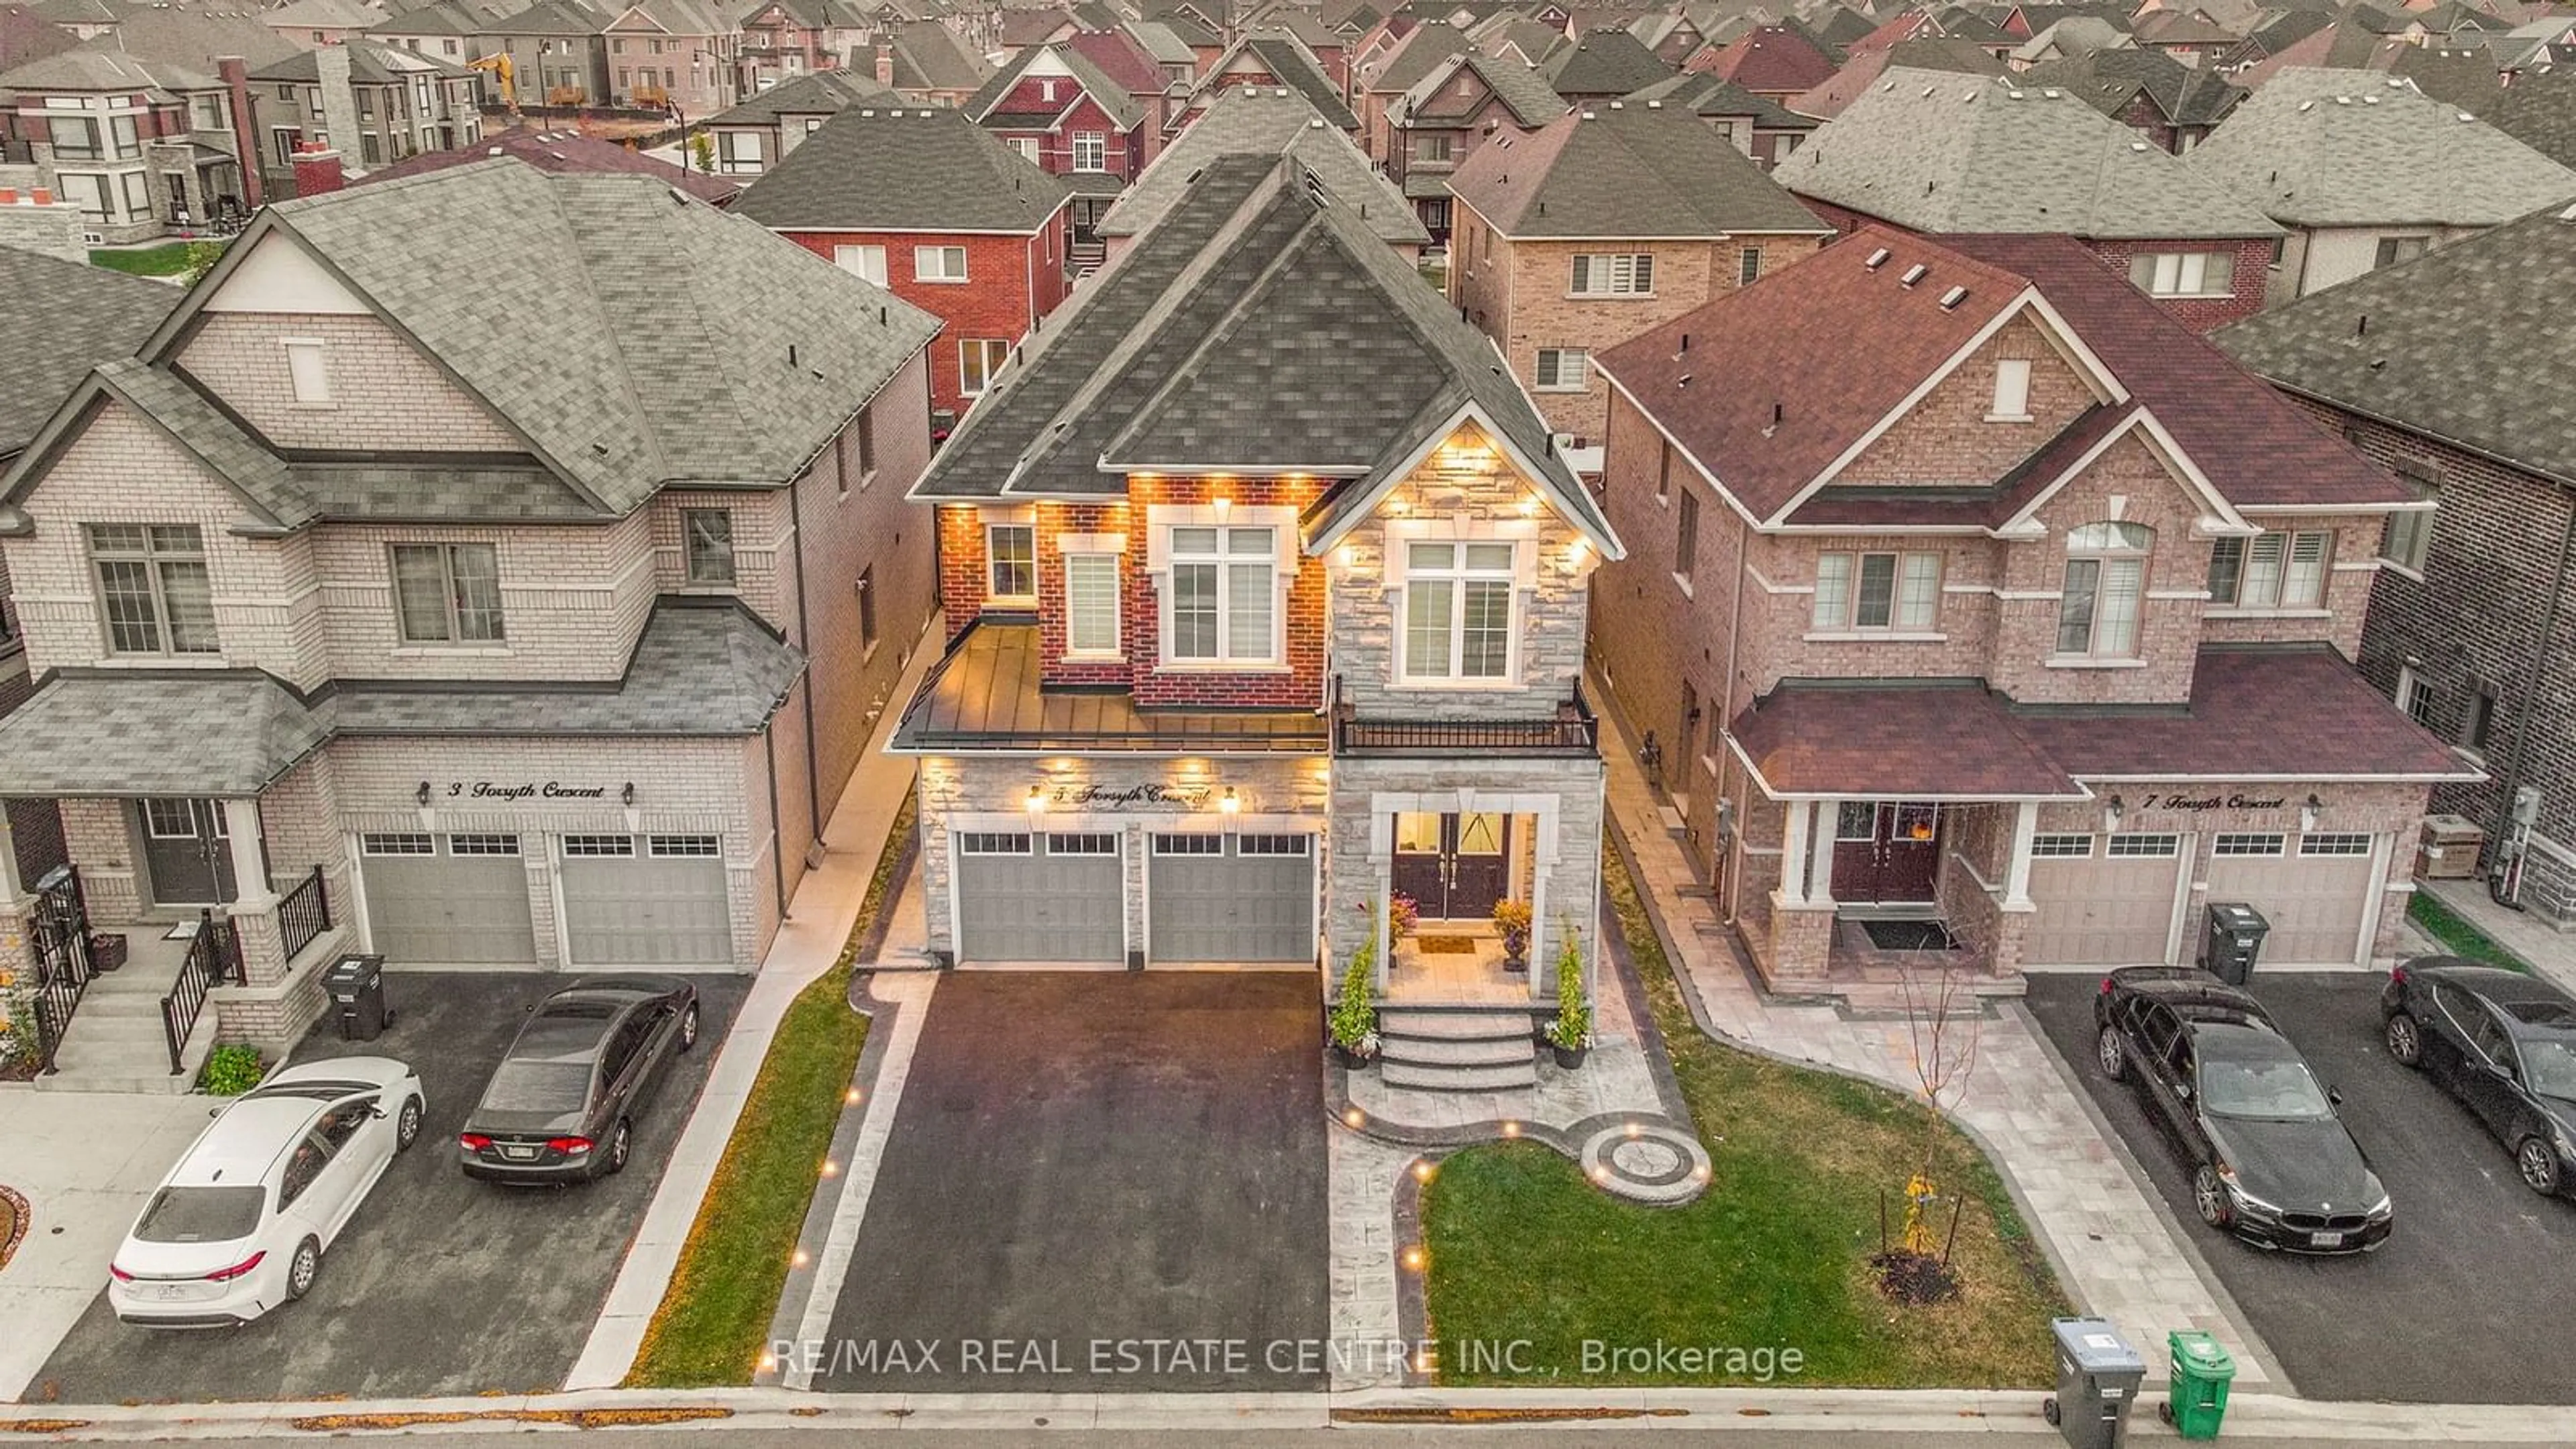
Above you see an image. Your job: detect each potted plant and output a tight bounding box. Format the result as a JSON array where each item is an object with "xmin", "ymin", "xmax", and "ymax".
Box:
[
  {"xmin": 1542, "ymin": 929, "xmax": 1593, "ymax": 1069},
  {"xmin": 1491, "ymin": 900, "xmax": 1533, "ymax": 972},
  {"xmin": 1327, "ymin": 916, "xmax": 1381, "ymax": 1068},
  {"xmin": 1388, "ymin": 892, "xmax": 1419, "ymax": 940}
]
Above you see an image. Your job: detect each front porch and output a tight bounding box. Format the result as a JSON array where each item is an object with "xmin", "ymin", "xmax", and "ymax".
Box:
[{"xmin": 1381, "ymin": 924, "xmax": 1536, "ymax": 1005}]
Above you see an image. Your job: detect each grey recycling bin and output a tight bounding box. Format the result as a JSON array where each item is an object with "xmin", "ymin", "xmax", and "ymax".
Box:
[
  {"xmin": 2043, "ymin": 1316, "xmax": 2146, "ymax": 1449},
  {"xmin": 2199, "ymin": 902, "xmax": 2270, "ymax": 986},
  {"xmin": 322, "ymin": 953, "xmax": 390, "ymax": 1041}
]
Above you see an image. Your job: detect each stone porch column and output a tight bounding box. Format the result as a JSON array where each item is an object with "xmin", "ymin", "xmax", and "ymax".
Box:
[
  {"xmin": 221, "ymin": 797, "xmax": 288, "ymax": 986},
  {"xmin": 2003, "ymin": 800, "xmax": 2040, "ymax": 910},
  {"xmin": 0, "ymin": 801, "xmax": 34, "ymax": 979},
  {"xmin": 1780, "ymin": 797, "xmax": 1811, "ymax": 905},
  {"xmin": 1807, "ymin": 800, "xmax": 1838, "ymax": 906}
]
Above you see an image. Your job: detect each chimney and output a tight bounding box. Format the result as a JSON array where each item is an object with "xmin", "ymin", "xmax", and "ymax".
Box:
[
  {"xmin": 218, "ymin": 56, "xmax": 263, "ymax": 208},
  {"xmin": 874, "ymin": 44, "xmax": 896, "ymax": 89},
  {"xmin": 314, "ymin": 45, "xmax": 367, "ymax": 181},
  {"xmin": 294, "ymin": 144, "xmax": 346, "ymax": 196},
  {"xmin": 0, "ymin": 187, "xmax": 86, "ymax": 263}
]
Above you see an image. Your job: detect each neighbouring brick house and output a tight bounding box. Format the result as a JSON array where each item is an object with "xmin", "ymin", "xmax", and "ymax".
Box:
[
  {"xmin": 734, "ymin": 0, "xmax": 871, "ymax": 95},
  {"xmin": 891, "ymin": 152, "xmax": 1624, "ymax": 1091},
  {"xmin": 251, "ymin": 39, "xmax": 482, "ymax": 190},
  {"xmin": 1689, "ymin": 21, "xmax": 1838, "ymax": 103},
  {"xmin": 1096, "ymin": 85, "xmax": 1425, "ymax": 266},
  {"xmin": 2017, "ymin": 45, "xmax": 2245, "ymax": 154},
  {"xmin": 734, "ymin": 105, "xmax": 1073, "ymax": 429},
  {"xmin": 1183, "ymin": 30, "xmax": 1357, "ymax": 133},
  {"xmin": 1535, "ymin": 25, "xmax": 1674, "ymax": 105},
  {"xmin": 1622, "ymin": 68, "xmax": 1817, "ymax": 171},
  {"xmin": 2217, "ymin": 203, "xmax": 2576, "ymax": 924},
  {"xmin": 1381, "ymin": 48, "xmax": 1564, "ymax": 244},
  {"xmin": 698, "ymin": 68, "xmax": 892, "ymax": 177},
  {"xmin": 0, "ymin": 158, "xmax": 942, "ymax": 1076},
  {"xmin": 1447, "ymin": 103, "xmax": 1833, "ymax": 469},
  {"xmin": 1774, "ymin": 68, "xmax": 2286, "ymax": 333},
  {"xmin": 2186, "ymin": 68, "xmax": 2576, "ymax": 306},
  {"xmin": 962, "ymin": 41, "xmax": 1155, "ymax": 266},
  {"xmin": 599, "ymin": 0, "xmax": 740, "ymax": 118},
  {"xmin": 1589, "ymin": 227, "xmax": 2468, "ymax": 992},
  {"xmin": 1351, "ymin": 19, "xmax": 1464, "ymax": 162},
  {"xmin": 0, "ymin": 45, "xmax": 266, "ymax": 240}
]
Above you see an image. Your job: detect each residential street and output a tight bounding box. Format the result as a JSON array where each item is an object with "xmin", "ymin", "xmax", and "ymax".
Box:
[{"xmin": 2024, "ymin": 970, "xmax": 2576, "ymax": 1403}]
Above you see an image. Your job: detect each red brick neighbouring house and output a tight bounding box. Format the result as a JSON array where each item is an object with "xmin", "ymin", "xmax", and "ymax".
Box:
[{"xmin": 735, "ymin": 105, "xmax": 1073, "ymax": 427}]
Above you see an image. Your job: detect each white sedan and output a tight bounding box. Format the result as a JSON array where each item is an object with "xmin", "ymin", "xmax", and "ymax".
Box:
[{"xmin": 109, "ymin": 1057, "xmax": 425, "ymax": 1327}]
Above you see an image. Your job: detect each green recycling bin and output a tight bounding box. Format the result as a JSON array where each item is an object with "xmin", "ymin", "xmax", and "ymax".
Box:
[{"xmin": 2161, "ymin": 1330, "xmax": 2235, "ymax": 1440}]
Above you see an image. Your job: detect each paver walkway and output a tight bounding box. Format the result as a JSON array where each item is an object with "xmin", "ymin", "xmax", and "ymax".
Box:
[
  {"xmin": 2421, "ymin": 875, "xmax": 2576, "ymax": 995},
  {"xmin": 1590, "ymin": 679, "xmax": 2274, "ymax": 1390}
]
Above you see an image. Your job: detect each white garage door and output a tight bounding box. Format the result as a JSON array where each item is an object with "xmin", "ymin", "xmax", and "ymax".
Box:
[
  {"xmin": 1147, "ymin": 832, "xmax": 1316, "ymax": 963},
  {"xmin": 955, "ymin": 830, "xmax": 1124, "ymax": 964},
  {"xmin": 2024, "ymin": 833, "xmax": 2186, "ymax": 967},
  {"xmin": 361, "ymin": 832, "xmax": 539, "ymax": 966},
  {"xmin": 2204, "ymin": 832, "xmax": 2377, "ymax": 966},
  {"xmin": 559, "ymin": 834, "xmax": 734, "ymax": 967}
]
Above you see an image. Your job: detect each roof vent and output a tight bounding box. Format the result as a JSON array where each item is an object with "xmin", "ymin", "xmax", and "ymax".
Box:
[
  {"xmin": 1864, "ymin": 246, "xmax": 1890, "ymax": 268},
  {"xmin": 2334, "ymin": 95, "xmax": 2351, "ymax": 105},
  {"xmin": 2006, "ymin": 89, "xmax": 2025, "ymax": 99},
  {"xmin": 2458, "ymin": 111, "xmax": 2476, "ymax": 122},
  {"xmin": 1922, "ymin": 85, "xmax": 1935, "ymax": 97},
  {"xmin": 2364, "ymin": 94, "xmax": 2379, "ymax": 105},
  {"xmin": 1579, "ymin": 109, "xmax": 1595, "ymax": 119},
  {"xmin": 1608, "ymin": 99, "xmax": 1621, "ymax": 109},
  {"xmin": 2296, "ymin": 97, "xmax": 2316, "ymax": 112},
  {"xmin": 1899, "ymin": 263, "xmax": 1927, "ymax": 286},
  {"xmin": 1938, "ymin": 285, "xmax": 1968, "ymax": 309},
  {"xmin": 1676, "ymin": 373, "xmax": 1692, "ymax": 387},
  {"xmin": 2129, "ymin": 141, "xmax": 2147, "ymax": 152},
  {"xmin": 2041, "ymin": 88, "xmax": 2059, "ymax": 99},
  {"xmin": 859, "ymin": 107, "xmax": 875, "ymax": 116},
  {"xmin": 1646, "ymin": 99, "xmax": 1660, "ymax": 109}
]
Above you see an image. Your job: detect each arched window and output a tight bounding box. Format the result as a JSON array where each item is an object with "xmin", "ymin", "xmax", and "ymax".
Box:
[{"xmin": 2058, "ymin": 521, "xmax": 2150, "ymax": 658}]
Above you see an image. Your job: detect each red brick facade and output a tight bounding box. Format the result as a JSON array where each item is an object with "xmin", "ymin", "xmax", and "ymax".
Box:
[
  {"xmin": 782, "ymin": 218, "xmax": 1071, "ymax": 419},
  {"xmin": 982, "ymin": 88, "xmax": 1152, "ymax": 180}
]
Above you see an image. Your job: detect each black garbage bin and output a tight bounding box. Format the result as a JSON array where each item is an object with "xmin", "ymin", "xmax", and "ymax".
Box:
[
  {"xmin": 2200, "ymin": 902, "xmax": 2269, "ymax": 985},
  {"xmin": 322, "ymin": 953, "xmax": 390, "ymax": 1041}
]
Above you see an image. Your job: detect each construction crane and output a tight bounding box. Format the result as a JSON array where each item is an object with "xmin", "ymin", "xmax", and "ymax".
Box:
[{"xmin": 465, "ymin": 51, "xmax": 518, "ymax": 119}]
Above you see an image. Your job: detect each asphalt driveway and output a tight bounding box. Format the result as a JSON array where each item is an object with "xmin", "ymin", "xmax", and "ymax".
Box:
[
  {"xmin": 818, "ymin": 971, "xmax": 1329, "ymax": 1392},
  {"xmin": 26, "ymin": 970, "xmax": 745, "ymax": 1405},
  {"xmin": 2025, "ymin": 969, "xmax": 2576, "ymax": 1403}
]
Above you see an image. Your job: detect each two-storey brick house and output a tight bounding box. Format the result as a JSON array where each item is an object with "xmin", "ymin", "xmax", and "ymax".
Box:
[
  {"xmin": 892, "ymin": 153, "xmax": 1624, "ymax": 1090},
  {"xmin": 1774, "ymin": 69, "xmax": 2287, "ymax": 333},
  {"xmin": 962, "ymin": 42, "xmax": 1155, "ymax": 266},
  {"xmin": 1589, "ymin": 227, "xmax": 2471, "ymax": 991},
  {"xmin": 2218, "ymin": 204, "xmax": 2576, "ymax": 926},
  {"xmin": 699, "ymin": 69, "xmax": 893, "ymax": 178},
  {"xmin": 0, "ymin": 160, "xmax": 942, "ymax": 1077},
  {"xmin": 0, "ymin": 46, "xmax": 266, "ymax": 240},
  {"xmin": 1096, "ymin": 85, "xmax": 1426, "ymax": 266},
  {"xmin": 1447, "ymin": 103, "xmax": 1833, "ymax": 470},
  {"xmin": 1381, "ymin": 48, "xmax": 1564, "ymax": 245}
]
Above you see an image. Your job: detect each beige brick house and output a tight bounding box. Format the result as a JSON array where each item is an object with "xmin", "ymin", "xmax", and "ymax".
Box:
[
  {"xmin": 1446, "ymin": 102, "xmax": 1831, "ymax": 474},
  {"xmin": 0, "ymin": 158, "xmax": 941, "ymax": 1081},
  {"xmin": 892, "ymin": 154, "xmax": 1624, "ymax": 1093},
  {"xmin": 1590, "ymin": 227, "xmax": 2475, "ymax": 992}
]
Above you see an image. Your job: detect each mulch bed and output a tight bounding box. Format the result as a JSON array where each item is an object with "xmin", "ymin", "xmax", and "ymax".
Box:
[{"xmin": 0, "ymin": 1185, "xmax": 27, "ymax": 1272}]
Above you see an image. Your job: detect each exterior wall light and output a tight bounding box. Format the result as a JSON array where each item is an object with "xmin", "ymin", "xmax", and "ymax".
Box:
[{"xmin": 1220, "ymin": 786, "xmax": 1240, "ymax": 814}]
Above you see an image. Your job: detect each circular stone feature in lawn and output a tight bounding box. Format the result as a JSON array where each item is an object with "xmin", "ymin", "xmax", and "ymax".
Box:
[
  {"xmin": 0, "ymin": 1185, "xmax": 27, "ymax": 1271},
  {"xmin": 1579, "ymin": 1120, "xmax": 1710, "ymax": 1206}
]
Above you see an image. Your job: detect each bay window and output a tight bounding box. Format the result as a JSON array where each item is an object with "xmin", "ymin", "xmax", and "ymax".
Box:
[
  {"xmin": 1401, "ymin": 541, "xmax": 1514, "ymax": 681},
  {"xmin": 1165, "ymin": 525, "xmax": 1275, "ymax": 664},
  {"xmin": 2056, "ymin": 521, "xmax": 2149, "ymax": 657}
]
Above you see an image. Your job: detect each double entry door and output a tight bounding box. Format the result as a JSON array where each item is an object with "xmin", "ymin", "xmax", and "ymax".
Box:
[
  {"xmin": 1392, "ymin": 810, "xmax": 1509, "ymax": 921},
  {"xmin": 139, "ymin": 798, "xmax": 238, "ymax": 906},
  {"xmin": 1831, "ymin": 801, "xmax": 1939, "ymax": 905}
]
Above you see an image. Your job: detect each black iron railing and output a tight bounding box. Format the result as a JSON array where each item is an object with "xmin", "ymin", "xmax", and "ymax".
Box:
[
  {"xmin": 1334, "ymin": 679, "xmax": 1601, "ymax": 757},
  {"xmin": 28, "ymin": 865, "xmax": 93, "ymax": 1076},
  {"xmin": 278, "ymin": 864, "xmax": 331, "ymax": 965},
  {"xmin": 160, "ymin": 910, "xmax": 241, "ymax": 1076}
]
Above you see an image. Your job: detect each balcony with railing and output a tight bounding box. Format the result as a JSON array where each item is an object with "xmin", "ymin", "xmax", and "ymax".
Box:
[{"xmin": 1333, "ymin": 678, "xmax": 1601, "ymax": 757}]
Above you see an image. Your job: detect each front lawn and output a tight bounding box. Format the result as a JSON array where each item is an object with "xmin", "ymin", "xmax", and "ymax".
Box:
[
  {"xmin": 2407, "ymin": 890, "xmax": 2530, "ymax": 973},
  {"xmin": 623, "ymin": 795, "xmax": 914, "ymax": 1387},
  {"xmin": 89, "ymin": 241, "xmax": 220, "ymax": 278},
  {"xmin": 1417, "ymin": 841, "xmax": 2070, "ymax": 1388}
]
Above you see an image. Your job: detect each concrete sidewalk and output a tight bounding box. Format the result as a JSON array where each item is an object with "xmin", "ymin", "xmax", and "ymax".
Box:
[
  {"xmin": 564, "ymin": 635, "xmax": 935, "ymax": 1390},
  {"xmin": 1589, "ymin": 678, "xmax": 2274, "ymax": 1391},
  {"xmin": 2419, "ymin": 875, "xmax": 2576, "ymax": 995}
]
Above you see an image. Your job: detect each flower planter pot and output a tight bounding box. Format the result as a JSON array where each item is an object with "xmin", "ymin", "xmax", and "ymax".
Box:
[
  {"xmin": 88, "ymin": 933, "xmax": 127, "ymax": 973},
  {"xmin": 1331, "ymin": 1042, "xmax": 1376, "ymax": 1070},
  {"xmin": 1550, "ymin": 1041, "xmax": 1589, "ymax": 1070}
]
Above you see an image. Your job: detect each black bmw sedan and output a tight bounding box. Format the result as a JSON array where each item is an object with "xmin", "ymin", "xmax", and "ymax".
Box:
[
  {"xmin": 2381, "ymin": 957, "xmax": 2576, "ymax": 1199},
  {"xmin": 2094, "ymin": 967, "xmax": 2392, "ymax": 1253},
  {"xmin": 459, "ymin": 975, "xmax": 701, "ymax": 1183}
]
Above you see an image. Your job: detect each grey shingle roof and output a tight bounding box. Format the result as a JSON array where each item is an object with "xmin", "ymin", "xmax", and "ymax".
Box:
[
  {"xmin": 965, "ymin": 42, "xmax": 1149, "ymax": 131},
  {"xmin": 1776, "ymin": 67, "xmax": 2285, "ymax": 239},
  {"xmin": 1538, "ymin": 28, "xmax": 1676, "ymax": 96},
  {"xmin": 0, "ymin": 599, "xmax": 804, "ymax": 795},
  {"xmin": 1448, "ymin": 104, "xmax": 1831, "ymax": 238},
  {"xmin": 1391, "ymin": 49, "xmax": 1566, "ymax": 129},
  {"xmin": 0, "ymin": 251, "xmax": 174, "ymax": 462},
  {"xmin": 1237, "ymin": 32, "xmax": 1360, "ymax": 127},
  {"xmin": 732, "ymin": 105, "xmax": 1071, "ymax": 232},
  {"xmin": 252, "ymin": 37, "xmax": 472, "ymax": 83},
  {"xmin": 1099, "ymin": 85, "xmax": 1428, "ymax": 244},
  {"xmin": 2215, "ymin": 200, "xmax": 2576, "ymax": 488},
  {"xmin": 2188, "ymin": 68, "xmax": 2576, "ymax": 227},
  {"xmin": 0, "ymin": 42, "xmax": 213, "ymax": 92},
  {"xmin": 2018, "ymin": 46, "xmax": 2247, "ymax": 129},
  {"xmin": 915, "ymin": 154, "xmax": 1604, "ymax": 550},
  {"xmin": 1623, "ymin": 69, "xmax": 1817, "ymax": 131},
  {"xmin": 704, "ymin": 68, "xmax": 892, "ymax": 127},
  {"xmin": 2480, "ymin": 65, "xmax": 2576, "ymax": 170},
  {"xmin": 1362, "ymin": 21, "xmax": 1465, "ymax": 94}
]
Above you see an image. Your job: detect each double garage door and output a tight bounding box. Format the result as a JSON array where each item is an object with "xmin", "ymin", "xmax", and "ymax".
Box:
[
  {"xmin": 361, "ymin": 832, "xmax": 731, "ymax": 969},
  {"xmin": 952, "ymin": 829, "xmax": 1314, "ymax": 965},
  {"xmin": 2023, "ymin": 830, "xmax": 2377, "ymax": 968}
]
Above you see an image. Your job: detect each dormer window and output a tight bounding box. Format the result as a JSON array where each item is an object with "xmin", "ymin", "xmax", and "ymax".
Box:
[
  {"xmin": 1989, "ymin": 358, "xmax": 2033, "ymax": 422},
  {"xmin": 2056, "ymin": 521, "xmax": 2150, "ymax": 659}
]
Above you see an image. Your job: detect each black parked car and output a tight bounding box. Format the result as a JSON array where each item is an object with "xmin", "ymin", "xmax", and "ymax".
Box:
[
  {"xmin": 2094, "ymin": 967, "xmax": 2391, "ymax": 1253},
  {"xmin": 2381, "ymin": 957, "xmax": 2576, "ymax": 1198},
  {"xmin": 459, "ymin": 976, "xmax": 700, "ymax": 1183}
]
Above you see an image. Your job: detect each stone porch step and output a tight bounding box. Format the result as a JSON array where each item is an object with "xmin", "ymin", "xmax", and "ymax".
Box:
[
  {"xmin": 1378, "ymin": 1006, "xmax": 1545, "ymax": 1042},
  {"xmin": 1378, "ymin": 1032, "xmax": 1536, "ymax": 1069},
  {"xmin": 1381, "ymin": 1057, "xmax": 1540, "ymax": 1094},
  {"xmin": 37, "ymin": 998, "xmax": 211, "ymax": 1096}
]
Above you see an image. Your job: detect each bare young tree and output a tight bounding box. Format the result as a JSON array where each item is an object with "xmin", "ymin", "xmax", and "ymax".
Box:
[{"xmin": 1893, "ymin": 915, "xmax": 1986, "ymax": 1260}]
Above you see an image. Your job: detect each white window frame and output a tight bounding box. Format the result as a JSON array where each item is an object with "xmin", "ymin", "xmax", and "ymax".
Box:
[
  {"xmin": 2208, "ymin": 530, "xmax": 2330, "ymax": 610},
  {"xmin": 959, "ymin": 337, "xmax": 1010, "ymax": 397},
  {"xmin": 282, "ymin": 338, "xmax": 331, "ymax": 405},
  {"xmin": 914, "ymin": 244, "xmax": 969, "ymax": 282},
  {"xmin": 1533, "ymin": 347, "xmax": 1587, "ymax": 392},
  {"xmin": 985, "ymin": 522, "xmax": 1036, "ymax": 603},
  {"xmin": 1158, "ymin": 518, "xmax": 1281, "ymax": 667},
  {"xmin": 2396, "ymin": 665, "xmax": 2438, "ymax": 730},
  {"xmin": 2212, "ymin": 833, "xmax": 2286, "ymax": 857},
  {"xmin": 649, "ymin": 835, "xmax": 722, "ymax": 858},
  {"xmin": 832, "ymin": 243, "xmax": 887, "ymax": 284},
  {"xmin": 89, "ymin": 523, "xmax": 217, "ymax": 657},
  {"xmin": 1568, "ymin": 252, "xmax": 1653, "ymax": 297},
  {"xmin": 1062, "ymin": 550, "xmax": 1121, "ymax": 658},
  {"xmin": 1812, "ymin": 550, "xmax": 1940, "ymax": 634},
  {"xmin": 959, "ymin": 831, "xmax": 1032, "ymax": 855},
  {"xmin": 390, "ymin": 541, "xmax": 504, "ymax": 645},
  {"xmin": 716, "ymin": 129, "xmax": 763, "ymax": 173},
  {"xmin": 1989, "ymin": 358, "xmax": 2033, "ymax": 421},
  {"xmin": 2106, "ymin": 834, "xmax": 2181, "ymax": 858},
  {"xmin": 2030, "ymin": 833, "xmax": 2093, "ymax": 858},
  {"xmin": 2055, "ymin": 521, "xmax": 2149, "ymax": 660},
  {"xmin": 1071, "ymin": 130, "xmax": 1106, "ymax": 171},
  {"xmin": 2381, "ymin": 462, "xmax": 2436, "ymax": 574},
  {"xmin": 2298, "ymin": 833, "xmax": 2373, "ymax": 857},
  {"xmin": 559, "ymin": 834, "xmax": 636, "ymax": 858},
  {"xmin": 2129, "ymin": 250, "xmax": 2235, "ymax": 299},
  {"xmin": 1398, "ymin": 539, "xmax": 1518, "ymax": 684},
  {"xmin": 360, "ymin": 832, "xmax": 435, "ymax": 857}
]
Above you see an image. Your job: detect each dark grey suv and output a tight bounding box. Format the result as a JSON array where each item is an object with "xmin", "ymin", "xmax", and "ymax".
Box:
[{"xmin": 458, "ymin": 976, "xmax": 700, "ymax": 1183}]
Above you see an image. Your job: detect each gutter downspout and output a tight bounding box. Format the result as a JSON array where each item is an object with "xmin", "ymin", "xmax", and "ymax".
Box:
[
  {"xmin": 786, "ymin": 453, "xmax": 824, "ymax": 867},
  {"xmin": 764, "ymin": 722, "xmax": 790, "ymax": 922},
  {"xmin": 2491, "ymin": 489, "xmax": 2576, "ymax": 904},
  {"xmin": 1720, "ymin": 505, "xmax": 1748, "ymax": 926}
]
